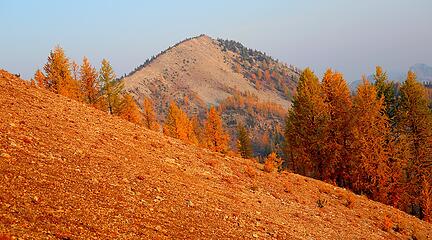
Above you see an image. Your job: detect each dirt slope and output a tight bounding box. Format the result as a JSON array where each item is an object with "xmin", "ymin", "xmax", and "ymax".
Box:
[{"xmin": 0, "ymin": 70, "xmax": 431, "ymax": 239}]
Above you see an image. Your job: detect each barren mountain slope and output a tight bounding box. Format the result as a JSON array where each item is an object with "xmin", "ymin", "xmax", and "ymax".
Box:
[
  {"xmin": 122, "ymin": 35, "xmax": 294, "ymax": 112},
  {"xmin": 0, "ymin": 71, "xmax": 431, "ymax": 239}
]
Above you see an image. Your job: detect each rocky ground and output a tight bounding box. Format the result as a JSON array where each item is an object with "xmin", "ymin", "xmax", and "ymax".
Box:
[{"xmin": 0, "ymin": 70, "xmax": 431, "ymax": 239}]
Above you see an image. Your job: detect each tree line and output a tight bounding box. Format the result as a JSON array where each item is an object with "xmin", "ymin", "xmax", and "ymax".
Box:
[{"xmin": 284, "ymin": 67, "xmax": 432, "ymax": 222}]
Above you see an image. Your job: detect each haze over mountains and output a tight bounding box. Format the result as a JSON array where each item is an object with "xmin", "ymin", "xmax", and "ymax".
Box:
[{"xmin": 349, "ymin": 63, "xmax": 432, "ymax": 90}]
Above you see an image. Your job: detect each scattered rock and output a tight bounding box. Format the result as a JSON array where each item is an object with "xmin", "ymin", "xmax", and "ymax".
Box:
[
  {"xmin": 186, "ymin": 200, "xmax": 194, "ymax": 207},
  {"xmin": 0, "ymin": 153, "xmax": 11, "ymax": 159}
]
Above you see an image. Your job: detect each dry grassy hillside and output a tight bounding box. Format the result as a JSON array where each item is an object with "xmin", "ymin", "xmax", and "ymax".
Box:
[
  {"xmin": 122, "ymin": 35, "xmax": 293, "ymax": 113},
  {"xmin": 0, "ymin": 70, "xmax": 431, "ymax": 239}
]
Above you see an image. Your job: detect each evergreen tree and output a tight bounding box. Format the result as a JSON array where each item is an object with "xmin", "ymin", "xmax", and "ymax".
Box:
[
  {"xmin": 237, "ymin": 122, "xmax": 253, "ymax": 159},
  {"xmin": 373, "ymin": 66, "xmax": 396, "ymax": 122},
  {"xmin": 396, "ymin": 71, "xmax": 432, "ymax": 217},
  {"xmin": 118, "ymin": 94, "xmax": 142, "ymax": 125},
  {"xmin": 80, "ymin": 57, "xmax": 99, "ymax": 106},
  {"xmin": 321, "ymin": 69, "xmax": 353, "ymax": 185},
  {"xmin": 163, "ymin": 101, "xmax": 198, "ymax": 144},
  {"xmin": 284, "ymin": 68, "xmax": 329, "ymax": 178},
  {"xmin": 142, "ymin": 96, "xmax": 160, "ymax": 131},
  {"xmin": 99, "ymin": 59, "xmax": 124, "ymax": 114},
  {"xmin": 204, "ymin": 106, "xmax": 229, "ymax": 153}
]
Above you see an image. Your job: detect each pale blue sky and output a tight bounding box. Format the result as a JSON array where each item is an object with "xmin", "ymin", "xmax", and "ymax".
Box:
[{"xmin": 1, "ymin": 0, "xmax": 431, "ymax": 82}]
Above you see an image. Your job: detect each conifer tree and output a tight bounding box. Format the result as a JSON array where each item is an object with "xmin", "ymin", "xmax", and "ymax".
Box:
[
  {"xmin": 373, "ymin": 66, "xmax": 396, "ymax": 122},
  {"xmin": 118, "ymin": 94, "xmax": 142, "ymax": 125},
  {"xmin": 191, "ymin": 115, "xmax": 205, "ymax": 146},
  {"xmin": 237, "ymin": 122, "xmax": 253, "ymax": 159},
  {"xmin": 396, "ymin": 71, "xmax": 432, "ymax": 216},
  {"xmin": 285, "ymin": 68, "xmax": 329, "ymax": 178},
  {"xmin": 351, "ymin": 77, "xmax": 390, "ymax": 201},
  {"xmin": 33, "ymin": 69, "xmax": 47, "ymax": 88},
  {"xmin": 43, "ymin": 46, "xmax": 81, "ymax": 101},
  {"xmin": 99, "ymin": 59, "xmax": 124, "ymax": 114},
  {"xmin": 321, "ymin": 69, "xmax": 353, "ymax": 184},
  {"xmin": 264, "ymin": 152, "xmax": 282, "ymax": 173},
  {"xmin": 142, "ymin": 96, "xmax": 160, "ymax": 131},
  {"xmin": 80, "ymin": 57, "xmax": 99, "ymax": 106},
  {"xmin": 163, "ymin": 101, "xmax": 198, "ymax": 144},
  {"xmin": 204, "ymin": 106, "xmax": 229, "ymax": 153}
]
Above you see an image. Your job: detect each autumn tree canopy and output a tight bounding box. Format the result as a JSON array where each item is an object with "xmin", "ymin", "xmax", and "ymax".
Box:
[
  {"xmin": 163, "ymin": 101, "xmax": 198, "ymax": 145},
  {"xmin": 80, "ymin": 57, "xmax": 99, "ymax": 106},
  {"xmin": 142, "ymin": 97, "xmax": 160, "ymax": 131},
  {"xmin": 285, "ymin": 68, "xmax": 329, "ymax": 178},
  {"xmin": 204, "ymin": 106, "xmax": 229, "ymax": 153},
  {"xmin": 118, "ymin": 94, "xmax": 142, "ymax": 125},
  {"xmin": 43, "ymin": 46, "xmax": 81, "ymax": 101}
]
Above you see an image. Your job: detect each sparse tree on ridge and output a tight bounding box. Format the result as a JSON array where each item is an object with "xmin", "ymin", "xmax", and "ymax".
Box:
[
  {"xmin": 80, "ymin": 57, "xmax": 99, "ymax": 106},
  {"xmin": 99, "ymin": 59, "xmax": 124, "ymax": 114},
  {"xmin": 33, "ymin": 69, "xmax": 47, "ymax": 88},
  {"xmin": 43, "ymin": 46, "xmax": 81, "ymax": 101}
]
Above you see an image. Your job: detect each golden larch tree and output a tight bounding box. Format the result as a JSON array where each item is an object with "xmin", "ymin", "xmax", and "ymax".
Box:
[
  {"xmin": 204, "ymin": 106, "xmax": 229, "ymax": 153},
  {"xmin": 142, "ymin": 96, "xmax": 160, "ymax": 131},
  {"xmin": 79, "ymin": 57, "xmax": 99, "ymax": 106},
  {"xmin": 33, "ymin": 69, "xmax": 47, "ymax": 88},
  {"xmin": 396, "ymin": 71, "xmax": 432, "ymax": 217},
  {"xmin": 43, "ymin": 46, "xmax": 81, "ymax": 101},
  {"xmin": 321, "ymin": 69, "xmax": 353, "ymax": 185},
  {"xmin": 118, "ymin": 94, "xmax": 142, "ymax": 125},
  {"xmin": 284, "ymin": 68, "xmax": 329, "ymax": 178},
  {"xmin": 163, "ymin": 101, "xmax": 198, "ymax": 145},
  {"xmin": 350, "ymin": 77, "xmax": 390, "ymax": 202}
]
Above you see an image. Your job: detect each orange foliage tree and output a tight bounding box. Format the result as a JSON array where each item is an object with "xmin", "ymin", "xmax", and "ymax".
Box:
[
  {"xmin": 43, "ymin": 46, "xmax": 82, "ymax": 101},
  {"xmin": 79, "ymin": 57, "xmax": 99, "ymax": 106},
  {"xmin": 204, "ymin": 106, "xmax": 229, "ymax": 153},
  {"xmin": 33, "ymin": 69, "xmax": 47, "ymax": 88},
  {"xmin": 285, "ymin": 68, "xmax": 329, "ymax": 178},
  {"xmin": 142, "ymin": 96, "xmax": 160, "ymax": 131},
  {"xmin": 350, "ymin": 77, "xmax": 390, "ymax": 202},
  {"xmin": 396, "ymin": 71, "xmax": 432, "ymax": 217},
  {"xmin": 118, "ymin": 94, "xmax": 142, "ymax": 125},
  {"xmin": 264, "ymin": 152, "xmax": 281, "ymax": 173},
  {"xmin": 163, "ymin": 101, "xmax": 198, "ymax": 145},
  {"xmin": 321, "ymin": 69, "xmax": 353, "ymax": 185}
]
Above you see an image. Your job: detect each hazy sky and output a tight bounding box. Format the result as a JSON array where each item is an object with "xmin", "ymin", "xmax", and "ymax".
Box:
[{"xmin": 1, "ymin": 0, "xmax": 431, "ymax": 82}]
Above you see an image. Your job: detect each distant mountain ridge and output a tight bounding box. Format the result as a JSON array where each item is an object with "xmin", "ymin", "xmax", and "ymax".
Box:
[{"xmin": 349, "ymin": 63, "xmax": 432, "ymax": 91}]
